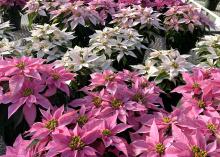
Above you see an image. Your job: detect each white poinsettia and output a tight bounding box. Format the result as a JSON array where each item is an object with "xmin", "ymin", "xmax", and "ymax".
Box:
[
  {"xmin": 91, "ymin": 55, "xmax": 113, "ymax": 72},
  {"xmin": 132, "ymin": 59, "xmax": 159, "ymax": 79},
  {"xmin": 61, "ymin": 46, "xmax": 112, "ymax": 72},
  {"xmin": 29, "ymin": 24, "xmax": 75, "ymax": 44},
  {"xmin": 194, "ymin": 34, "xmax": 220, "ymax": 68},
  {"xmin": 0, "ymin": 38, "xmax": 22, "ymax": 56},
  {"xmin": 133, "ymin": 49, "xmax": 193, "ymax": 82},
  {"xmin": 159, "ymin": 52, "xmax": 193, "ymax": 80},
  {"xmin": 89, "ymin": 27, "xmax": 146, "ymax": 62},
  {"xmin": 19, "ymin": 24, "xmax": 75, "ymax": 61}
]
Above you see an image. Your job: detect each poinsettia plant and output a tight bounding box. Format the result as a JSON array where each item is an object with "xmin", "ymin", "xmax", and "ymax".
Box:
[
  {"xmin": 132, "ymin": 49, "xmax": 193, "ymax": 84},
  {"xmin": 194, "ymin": 34, "xmax": 220, "ymax": 68},
  {"xmin": 143, "ymin": 0, "xmax": 185, "ymax": 10},
  {"xmin": 2, "ymin": 68, "xmax": 220, "ymax": 156},
  {"xmin": 164, "ymin": 4, "xmax": 214, "ymax": 54}
]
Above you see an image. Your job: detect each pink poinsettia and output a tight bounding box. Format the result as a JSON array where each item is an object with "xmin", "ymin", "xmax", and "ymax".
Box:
[
  {"xmin": 172, "ymin": 69, "xmax": 204, "ymax": 96},
  {"xmin": 127, "ymin": 77, "xmax": 162, "ymax": 111},
  {"xmin": 98, "ymin": 113, "xmax": 132, "ymax": 156},
  {"xmin": 88, "ymin": 0, "xmax": 117, "ymax": 23},
  {"xmin": 3, "ymin": 135, "xmax": 32, "ymax": 157},
  {"xmin": 136, "ymin": 108, "xmax": 198, "ymax": 137},
  {"xmin": 8, "ymin": 80, "xmax": 52, "ymax": 126},
  {"xmin": 118, "ymin": 0, "xmax": 140, "ymax": 5},
  {"xmin": 183, "ymin": 100, "xmax": 219, "ymax": 119},
  {"xmin": 4, "ymin": 67, "xmax": 220, "ymax": 156},
  {"xmin": 101, "ymin": 85, "xmax": 146, "ymax": 123},
  {"xmin": 132, "ymin": 120, "xmax": 174, "ymax": 157},
  {"xmin": 143, "ymin": 0, "xmax": 184, "ymax": 9},
  {"xmin": 71, "ymin": 105, "xmax": 101, "ymax": 127},
  {"xmin": 164, "ymin": 4, "xmax": 213, "ymax": 33},
  {"xmin": 69, "ymin": 89, "xmax": 108, "ymax": 111},
  {"xmin": 28, "ymin": 106, "xmax": 76, "ymax": 140},
  {"xmin": 89, "ymin": 70, "xmax": 124, "ymax": 89},
  {"xmin": 172, "ymin": 125, "xmax": 220, "ymax": 157},
  {"xmin": 165, "ymin": 16, "xmax": 180, "ymax": 31},
  {"xmin": 196, "ymin": 115, "xmax": 220, "ymax": 138},
  {"xmin": 46, "ymin": 125, "xmax": 100, "ymax": 157},
  {"xmin": 49, "ymin": 1, "xmax": 101, "ymax": 29},
  {"xmin": 132, "ymin": 76, "xmax": 162, "ymax": 94},
  {"xmin": 44, "ymin": 65, "xmax": 75, "ymax": 96},
  {"xmin": 136, "ymin": 111, "xmax": 177, "ymax": 134},
  {"xmin": 0, "ymin": 57, "xmax": 44, "ymax": 94}
]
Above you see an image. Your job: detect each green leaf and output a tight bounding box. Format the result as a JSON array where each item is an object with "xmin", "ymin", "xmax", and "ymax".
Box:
[
  {"xmin": 27, "ymin": 139, "xmax": 39, "ymax": 149},
  {"xmin": 155, "ymin": 71, "xmax": 169, "ymax": 83},
  {"xmin": 28, "ymin": 13, "xmax": 37, "ymax": 27}
]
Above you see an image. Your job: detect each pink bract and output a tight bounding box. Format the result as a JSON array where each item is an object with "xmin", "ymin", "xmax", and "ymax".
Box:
[
  {"xmin": 46, "ymin": 125, "xmax": 100, "ymax": 157},
  {"xmin": 28, "ymin": 106, "xmax": 76, "ymax": 140}
]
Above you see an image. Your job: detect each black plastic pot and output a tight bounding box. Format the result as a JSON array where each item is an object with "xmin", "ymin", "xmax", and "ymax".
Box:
[
  {"xmin": 205, "ymin": 0, "xmax": 220, "ymax": 11},
  {"xmin": 3, "ymin": 6, "xmax": 21, "ymax": 31},
  {"xmin": 165, "ymin": 28, "xmax": 204, "ymax": 54}
]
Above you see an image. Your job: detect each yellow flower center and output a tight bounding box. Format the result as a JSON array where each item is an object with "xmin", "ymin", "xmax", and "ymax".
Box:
[
  {"xmin": 111, "ymin": 99, "xmax": 123, "ymax": 109},
  {"xmin": 68, "ymin": 136, "xmax": 85, "ymax": 150},
  {"xmin": 192, "ymin": 82, "xmax": 200, "ymax": 89},
  {"xmin": 155, "ymin": 143, "xmax": 165, "ymax": 155},
  {"xmin": 51, "ymin": 73, "xmax": 60, "ymax": 80},
  {"xmin": 22, "ymin": 88, "xmax": 33, "ymax": 97},
  {"xmin": 102, "ymin": 129, "xmax": 111, "ymax": 136},
  {"xmin": 163, "ymin": 117, "xmax": 171, "ymax": 123},
  {"xmin": 141, "ymin": 82, "xmax": 149, "ymax": 88},
  {"xmin": 105, "ymin": 74, "xmax": 115, "ymax": 82},
  {"xmin": 207, "ymin": 123, "xmax": 217, "ymax": 133},
  {"xmin": 45, "ymin": 119, "xmax": 58, "ymax": 130},
  {"xmin": 92, "ymin": 97, "xmax": 102, "ymax": 108},
  {"xmin": 77, "ymin": 115, "xmax": 88, "ymax": 126},
  {"xmin": 197, "ymin": 100, "xmax": 205, "ymax": 108},
  {"xmin": 132, "ymin": 93, "xmax": 144, "ymax": 103},
  {"xmin": 16, "ymin": 62, "xmax": 25, "ymax": 70},
  {"xmin": 192, "ymin": 146, "xmax": 207, "ymax": 157},
  {"xmin": 171, "ymin": 62, "xmax": 179, "ymax": 69},
  {"xmin": 102, "ymin": 41, "xmax": 108, "ymax": 46}
]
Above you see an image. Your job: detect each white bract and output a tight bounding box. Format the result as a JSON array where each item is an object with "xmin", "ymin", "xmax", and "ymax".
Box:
[
  {"xmin": 132, "ymin": 59, "xmax": 159, "ymax": 79},
  {"xmin": 0, "ymin": 21, "xmax": 10, "ymax": 37},
  {"xmin": 0, "ymin": 21, "xmax": 22, "ymax": 56},
  {"xmin": 89, "ymin": 27, "xmax": 146, "ymax": 62},
  {"xmin": 0, "ymin": 39, "xmax": 22, "ymax": 56},
  {"xmin": 159, "ymin": 52, "xmax": 192, "ymax": 80},
  {"xmin": 133, "ymin": 49, "xmax": 193, "ymax": 82},
  {"xmin": 19, "ymin": 24, "xmax": 75, "ymax": 61},
  {"xmin": 61, "ymin": 46, "xmax": 112, "ymax": 72},
  {"xmin": 194, "ymin": 35, "xmax": 220, "ymax": 68}
]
